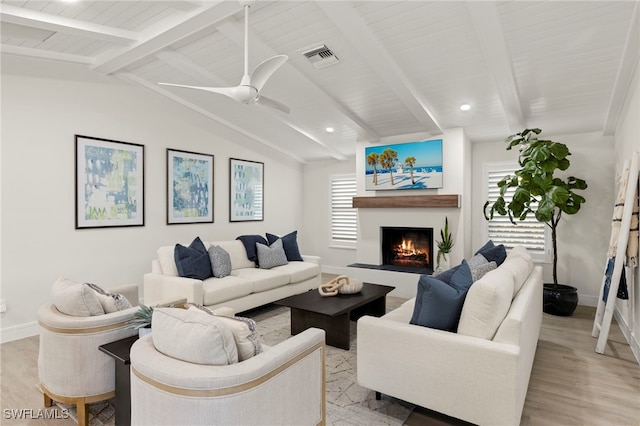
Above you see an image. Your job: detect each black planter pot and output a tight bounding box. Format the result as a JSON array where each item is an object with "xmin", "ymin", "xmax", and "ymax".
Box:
[{"xmin": 543, "ymin": 283, "xmax": 578, "ymax": 316}]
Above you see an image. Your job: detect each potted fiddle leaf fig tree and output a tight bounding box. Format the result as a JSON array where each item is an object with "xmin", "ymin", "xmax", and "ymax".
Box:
[{"xmin": 484, "ymin": 128, "xmax": 588, "ymax": 316}]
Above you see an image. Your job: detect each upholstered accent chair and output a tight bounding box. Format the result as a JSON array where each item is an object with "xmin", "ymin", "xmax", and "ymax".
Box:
[
  {"xmin": 129, "ymin": 327, "xmax": 326, "ymax": 426},
  {"xmin": 37, "ymin": 284, "xmax": 139, "ymax": 426}
]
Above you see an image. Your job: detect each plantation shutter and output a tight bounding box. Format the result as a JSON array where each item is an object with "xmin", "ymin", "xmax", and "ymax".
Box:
[
  {"xmin": 484, "ymin": 162, "xmax": 549, "ymax": 262},
  {"xmin": 330, "ymin": 174, "xmax": 357, "ymax": 245}
]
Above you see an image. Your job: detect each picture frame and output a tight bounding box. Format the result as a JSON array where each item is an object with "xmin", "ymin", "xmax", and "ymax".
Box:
[
  {"xmin": 229, "ymin": 158, "xmax": 264, "ymax": 222},
  {"xmin": 167, "ymin": 149, "xmax": 214, "ymax": 224},
  {"xmin": 365, "ymin": 139, "xmax": 443, "ymax": 191},
  {"xmin": 75, "ymin": 135, "xmax": 144, "ymax": 229}
]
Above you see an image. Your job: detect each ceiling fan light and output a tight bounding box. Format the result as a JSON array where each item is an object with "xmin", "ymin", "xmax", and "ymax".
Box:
[
  {"xmin": 325, "ymin": 127, "xmax": 335, "ymax": 133},
  {"xmin": 460, "ymin": 104, "xmax": 471, "ymax": 111}
]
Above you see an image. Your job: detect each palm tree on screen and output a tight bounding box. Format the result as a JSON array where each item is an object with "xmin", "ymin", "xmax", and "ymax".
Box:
[
  {"xmin": 380, "ymin": 148, "xmax": 398, "ymax": 186},
  {"xmin": 405, "ymin": 156, "xmax": 416, "ymax": 184},
  {"xmin": 367, "ymin": 152, "xmax": 379, "ymax": 185}
]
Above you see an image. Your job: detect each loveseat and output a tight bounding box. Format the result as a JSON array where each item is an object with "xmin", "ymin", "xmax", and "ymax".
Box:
[
  {"xmin": 357, "ymin": 245, "xmax": 543, "ymax": 425},
  {"xmin": 143, "ymin": 237, "xmax": 321, "ymax": 314}
]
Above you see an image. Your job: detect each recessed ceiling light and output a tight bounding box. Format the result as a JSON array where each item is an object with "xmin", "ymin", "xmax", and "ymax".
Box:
[
  {"xmin": 325, "ymin": 127, "xmax": 335, "ymax": 133},
  {"xmin": 460, "ymin": 104, "xmax": 471, "ymax": 111}
]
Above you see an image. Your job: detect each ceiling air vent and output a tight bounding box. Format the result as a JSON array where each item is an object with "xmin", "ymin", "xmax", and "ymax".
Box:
[{"xmin": 302, "ymin": 45, "xmax": 340, "ymax": 69}]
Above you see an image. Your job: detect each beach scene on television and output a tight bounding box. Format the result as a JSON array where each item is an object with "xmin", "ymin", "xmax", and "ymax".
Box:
[{"xmin": 365, "ymin": 139, "xmax": 443, "ymax": 191}]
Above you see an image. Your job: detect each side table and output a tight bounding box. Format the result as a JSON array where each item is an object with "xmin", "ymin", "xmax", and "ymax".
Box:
[{"xmin": 99, "ymin": 335, "xmax": 138, "ymax": 426}]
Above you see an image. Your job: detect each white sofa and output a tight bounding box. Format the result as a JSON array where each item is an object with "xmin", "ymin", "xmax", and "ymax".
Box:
[
  {"xmin": 357, "ymin": 246, "xmax": 543, "ymax": 426},
  {"xmin": 143, "ymin": 239, "xmax": 321, "ymax": 313}
]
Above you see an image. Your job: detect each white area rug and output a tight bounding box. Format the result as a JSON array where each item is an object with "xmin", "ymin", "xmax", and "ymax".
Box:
[{"xmin": 58, "ymin": 301, "xmax": 414, "ymax": 426}]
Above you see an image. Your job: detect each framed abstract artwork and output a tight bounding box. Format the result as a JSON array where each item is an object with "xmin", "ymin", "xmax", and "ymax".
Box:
[
  {"xmin": 75, "ymin": 135, "xmax": 144, "ymax": 229},
  {"xmin": 167, "ymin": 149, "xmax": 214, "ymax": 224},
  {"xmin": 365, "ymin": 139, "xmax": 443, "ymax": 191},
  {"xmin": 229, "ymin": 158, "xmax": 264, "ymax": 222}
]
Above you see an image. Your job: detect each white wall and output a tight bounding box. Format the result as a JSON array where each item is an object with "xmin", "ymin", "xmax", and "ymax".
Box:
[
  {"xmin": 613, "ymin": 61, "xmax": 640, "ymax": 361},
  {"xmin": 0, "ymin": 56, "xmax": 304, "ymax": 342},
  {"xmin": 471, "ymin": 131, "xmax": 616, "ymax": 306}
]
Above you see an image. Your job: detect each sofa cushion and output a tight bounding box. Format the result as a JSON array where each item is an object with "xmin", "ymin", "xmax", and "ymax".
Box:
[
  {"xmin": 52, "ymin": 278, "xmax": 105, "ymax": 317},
  {"xmin": 202, "ymin": 276, "xmax": 254, "ymax": 306},
  {"xmin": 215, "ymin": 240, "xmax": 255, "ymax": 270},
  {"xmin": 467, "ymin": 254, "xmax": 498, "ymax": 282},
  {"xmin": 208, "ymin": 245, "xmax": 232, "ymax": 278},
  {"xmin": 271, "ymin": 261, "xmax": 320, "ymax": 283},
  {"xmin": 157, "ymin": 245, "xmax": 179, "ymax": 276},
  {"xmin": 152, "ymin": 308, "xmax": 238, "ymax": 365},
  {"xmin": 266, "ymin": 231, "xmax": 304, "ymax": 261},
  {"xmin": 232, "ymin": 268, "xmax": 290, "ymax": 293},
  {"xmin": 186, "ymin": 304, "xmax": 262, "ymax": 361},
  {"xmin": 256, "ymin": 238, "xmax": 288, "ymax": 269},
  {"xmin": 174, "ymin": 237, "xmax": 213, "ymax": 280},
  {"xmin": 457, "ymin": 267, "xmax": 515, "ymax": 340},
  {"xmin": 236, "ymin": 235, "xmax": 268, "ymax": 265},
  {"xmin": 410, "ymin": 261, "xmax": 473, "ymax": 332}
]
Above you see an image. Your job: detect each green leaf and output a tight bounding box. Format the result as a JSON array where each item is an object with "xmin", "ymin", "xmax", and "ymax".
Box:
[
  {"xmin": 540, "ymin": 158, "xmax": 558, "ymax": 172},
  {"xmin": 548, "ymin": 186, "xmax": 570, "ymax": 204},
  {"xmin": 513, "ymin": 187, "xmax": 530, "ymax": 204},
  {"xmin": 530, "ymin": 145, "xmax": 550, "ymax": 162},
  {"xmin": 548, "ymin": 142, "xmax": 570, "ymax": 160},
  {"xmin": 557, "ymin": 158, "xmax": 570, "ymax": 170},
  {"xmin": 535, "ymin": 197, "xmax": 555, "ymax": 222}
]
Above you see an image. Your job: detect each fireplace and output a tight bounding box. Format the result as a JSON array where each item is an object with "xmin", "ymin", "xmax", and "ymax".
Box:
[{"xmin": 381, "ymin": 227, "xmax": 433, "ymax": 273}]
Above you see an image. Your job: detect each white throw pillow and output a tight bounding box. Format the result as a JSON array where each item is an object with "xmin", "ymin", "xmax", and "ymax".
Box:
[
  {"xmin": 187, "ymin": 304, "xmax": 262, "ymax": 361},
  {"xmin": 152, "ymin": 308, "xmax": 238, "ymax": 365},
  {"xmin": 84, "ymin": 283, "xmax": 132, "ymax": 313},
  {"xmin": 157, "ymin": 246, "xmax": 178, "ymax": 276},
  {"xmin": 499, "ymin": 256, "xmax": 533, "ymax": 296},
  {"xmin": 457, "ymin": 268, "xmax": 514, "ymax": 340},
  {"xmin": 52, "ymin": 278, "xmax": 105, "ymax": 317}
]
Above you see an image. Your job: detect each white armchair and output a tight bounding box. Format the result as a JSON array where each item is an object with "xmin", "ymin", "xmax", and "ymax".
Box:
[
  {"xmin": 129, "ymin": 327, "xmax": 326, "ymax": 426},
  {"xmin": 37, "ymin": 284, "xmax": 139, "ymax": 426}
]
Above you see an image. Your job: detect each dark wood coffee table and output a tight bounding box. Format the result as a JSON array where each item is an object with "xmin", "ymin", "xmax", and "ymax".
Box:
[
  {"xmin": 99, "ymin": 335, "xmax": 138, "ymax": 426},
  {"xmin": 274, "ymin": 282, "xmax": 394, "ymax": 350}
]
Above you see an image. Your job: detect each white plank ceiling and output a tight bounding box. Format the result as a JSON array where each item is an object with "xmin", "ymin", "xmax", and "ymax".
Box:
[{"xmin": 1, "ymin": 0, "xmax": 638, "ymax": 163}]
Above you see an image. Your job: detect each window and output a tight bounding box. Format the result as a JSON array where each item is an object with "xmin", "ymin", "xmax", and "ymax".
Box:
[
  {"xmin": 330, "ymin": 174, "xmax": 357, "ymax": 248},
  {"xmin": 484, "ymin": 162, "xmax": 550, "ymax": 262}
]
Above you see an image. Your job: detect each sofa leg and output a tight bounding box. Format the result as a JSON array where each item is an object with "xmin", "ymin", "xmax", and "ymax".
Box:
[{"xmin": 375, "ymin": 391, "xmax": 382, "ymax": 401}]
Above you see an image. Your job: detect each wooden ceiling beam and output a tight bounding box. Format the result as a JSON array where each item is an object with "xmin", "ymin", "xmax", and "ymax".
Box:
[
  {"xmin": 317, "ymin": 1, "xmax": 443, "ymax": 136},
  {"xmin": 0, "ymin": 4, "xmax": 138, "ymax": 45},
  {"xmin": 466, "ymin": 2, "xmax": 525, "ymax": 133}
]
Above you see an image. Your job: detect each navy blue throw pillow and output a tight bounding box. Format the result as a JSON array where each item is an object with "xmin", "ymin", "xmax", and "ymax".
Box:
[
  {"xmin": 410, "ymin": 261, "xmax": 474, "ymax": 332},
  {"xmin": 432, "ymin": 263, "xmax": 462, "ymax": 284},
  {"xmin": 174, "ymin": 237, "xmax": 212, "ymax": 280},
  {"xmin": 477, "ymin": 244, "xmax": 507, "ymax": 266},
  {"xmin": 266, "ymin": 231, "xmax": 303, "ymax": 261},
  {"xmin": 474, "ymin": 240, "xmax": 495, "ymax": 255},
  {"xmin": 236, "ymin": 235, "xmax": 268, "ymax": 265}
]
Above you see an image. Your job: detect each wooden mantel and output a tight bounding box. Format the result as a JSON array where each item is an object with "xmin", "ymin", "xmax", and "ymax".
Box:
[{"xmin": 352, "ymin": 194, "xmax": 459, "ymax": 208}]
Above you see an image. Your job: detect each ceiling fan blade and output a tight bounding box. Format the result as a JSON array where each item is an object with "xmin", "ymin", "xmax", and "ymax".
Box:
[
  {"xmin": 158, "ymin": 83, "xmax": 260, "ymax": 104},
  {"xmin": 250, "ymin": 55, "xmax": 288, "ymax": 92},
  {"xmin": 256, "ymin": 95, "xmax": 290, "ymax": 114},
  {"xmin": 158, "ymin": 82, "xmax": 236, "ymax": 97}
]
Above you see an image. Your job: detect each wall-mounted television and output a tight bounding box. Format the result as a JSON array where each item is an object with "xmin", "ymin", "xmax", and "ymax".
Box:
[{"xmin": 365, "ymin": 139, "xmax": 443, "ymax": 191}]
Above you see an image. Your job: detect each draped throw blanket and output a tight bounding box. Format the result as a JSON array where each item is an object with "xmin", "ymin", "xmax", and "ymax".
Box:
[{"xmin": 604, "ymin": 162, "xmax": 639, "ymax": 302}]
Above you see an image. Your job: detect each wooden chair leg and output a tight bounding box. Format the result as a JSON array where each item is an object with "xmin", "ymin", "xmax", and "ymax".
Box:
[
  {"xmin": 43, "ymin": 392, "xmax": 54, "ymax": 407},
  {"xmin": 76, "ymin": 402, "xmax": 89, "ymax": 426}
]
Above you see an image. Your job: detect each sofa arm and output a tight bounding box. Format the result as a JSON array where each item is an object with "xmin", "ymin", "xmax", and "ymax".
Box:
[
  {"xmin": 142, "ymin": 273, "xmax": 203, "ymax": 306},
  {"xmin": 109, "ymin": 284, "xmax": 140, "ymax": 307},
  {"xmin": 357, "ymin": 316, "xmax": 522, "ymax": 425},
  {"xmin": 301, "ymin": 254, "xmax": 321, "ymax": 265}
]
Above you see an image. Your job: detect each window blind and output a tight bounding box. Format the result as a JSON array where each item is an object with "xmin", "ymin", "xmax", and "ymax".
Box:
[
  {"xmin": 484, "ymin": 162, "xmax": 549, "ymax": 261},
  {"xmin": 330, "ymin": 175, "xmax": 357, "ymax": 244}
]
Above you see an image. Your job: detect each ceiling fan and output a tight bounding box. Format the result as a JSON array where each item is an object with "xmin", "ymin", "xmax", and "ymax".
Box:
[{"xmin": 158, "ymin": 1, "xmax": 290, "ymax": 114}]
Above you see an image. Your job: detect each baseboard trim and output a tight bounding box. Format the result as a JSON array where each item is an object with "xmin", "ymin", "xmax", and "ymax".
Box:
[
  {"xmin": 614, "ymin": 309, "xmax": 640, "ymax": 365},
  {"xmin": 321, "ymin": 265, "xmax": 350, "ymax": 276},
  {"xmin": 1, "ymin": 321, "xmax": 39, "ymax": 344}
]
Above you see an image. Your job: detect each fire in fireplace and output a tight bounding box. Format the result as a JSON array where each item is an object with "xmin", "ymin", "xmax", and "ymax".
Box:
[{"xmin": 381, "ymin": 227, "xmax": 434, "ymax": 272}]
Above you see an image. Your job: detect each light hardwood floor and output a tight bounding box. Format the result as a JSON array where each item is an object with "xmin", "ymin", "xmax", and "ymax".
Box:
[{"xmin": 2, "ymin": 304, "xmax": 638, "ymax": 425}]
